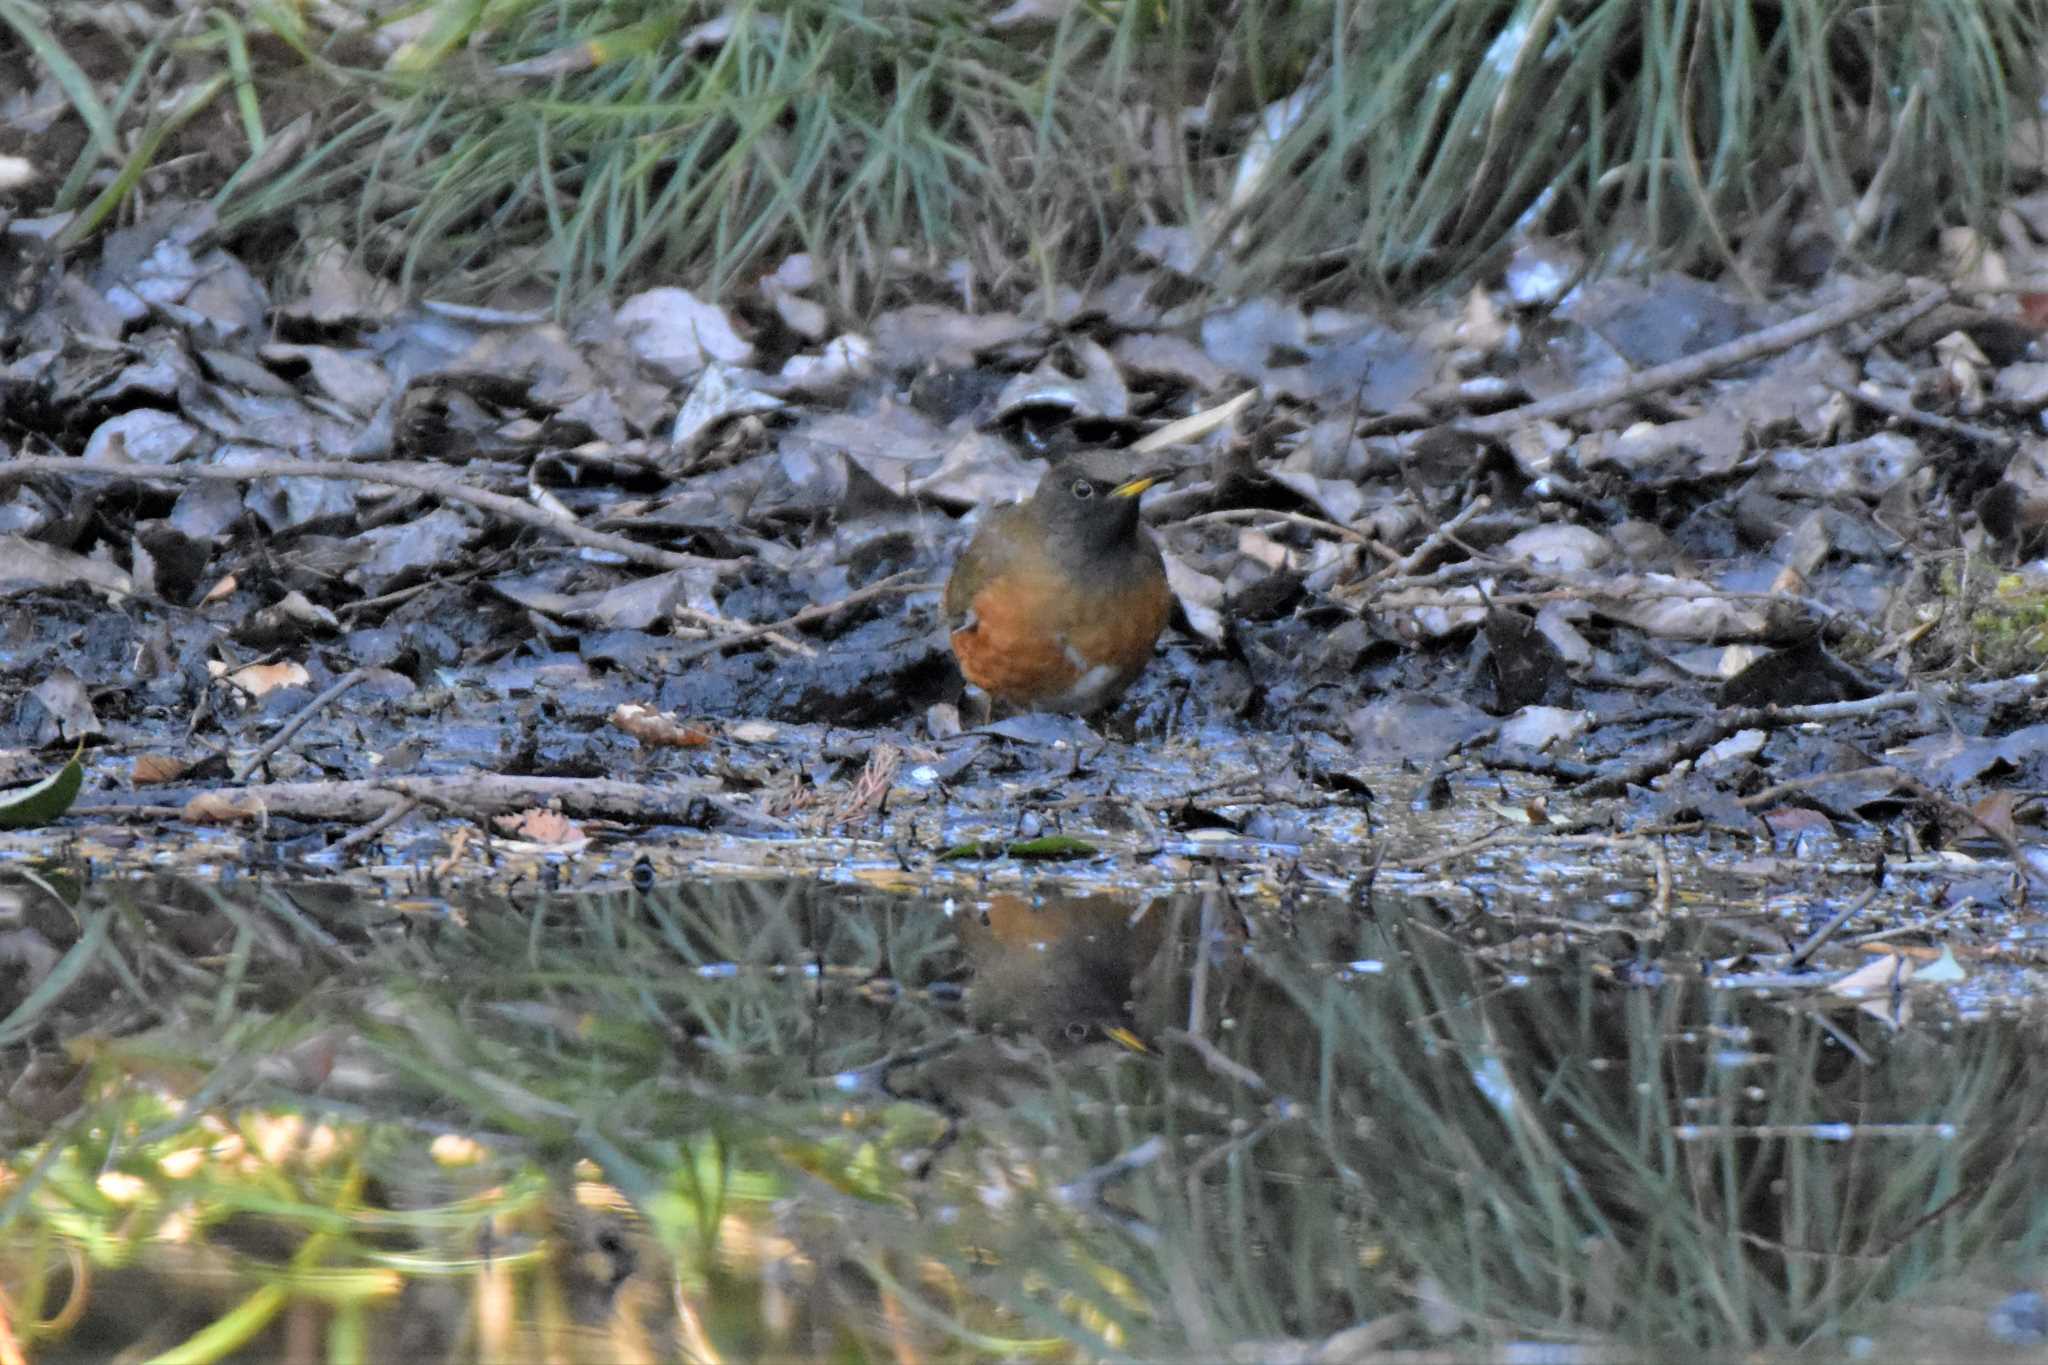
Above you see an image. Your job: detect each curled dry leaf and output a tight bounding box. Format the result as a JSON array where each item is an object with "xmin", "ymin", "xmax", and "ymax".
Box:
[
  {"xmin": 779, "ymin": 335, "xmax": 874, "ymax": 392},
  {"xmin": 612, "ymin": 702, "xmax": 713, "ymax": 748},
  {"xmin": 671, "ymin": 361, "xmax": 785, "ymax": 454},
  {"xmin": 132, "ymin": 754, "xmax": 192, "ymax": 786},
  {"xmin": 237, "ymin": 590, "xmax": 341, "ymax": 646},
  {"xmin": 1161, "ymin": 550, "xmax": 1226, "ymax": 644},
  {"xmin": 493, "ymin": 808, "xmax": 584, "ymax": 845},
  {"xmin": 1594, "ymin": 574, "xmax": 1769, "ymax": 640},
  {"xmin": 209, "ymin": 660, "xmax": 312, "ymax": 697},
  {"xmin": 1499, "ymin": 524, "xmax": 1612, "ymax": 576},
  {"xmin": 183, "ymin": 792, "xmax": 267, "ymax": 825},
  {"xmin": 615, "ymin": 287, "xmax": 753, "ymax": 379},
  {"xmin": 1498, "ymin": 706, "xmax": 1590, "ymax": 751},
  {"xmin": 1830, "ymin": 952, "xmax": 1913, "ymax": 1000}
]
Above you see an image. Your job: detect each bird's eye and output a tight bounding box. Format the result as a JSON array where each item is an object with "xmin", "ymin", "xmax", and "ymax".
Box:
[{"xmin": 1070, "ymin": 479, "xmax": 1096, "ymax": 499}]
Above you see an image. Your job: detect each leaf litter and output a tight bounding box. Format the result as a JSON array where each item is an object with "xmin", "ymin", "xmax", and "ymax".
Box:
[{"xmin": 0, "ymin": 204, "xmax": 2042, "ymax": 992}]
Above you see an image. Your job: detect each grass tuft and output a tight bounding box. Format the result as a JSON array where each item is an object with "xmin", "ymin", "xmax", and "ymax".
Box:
[{"xmin": 184, "ymin": 0, "xmax": 2048, "ymax": 308}]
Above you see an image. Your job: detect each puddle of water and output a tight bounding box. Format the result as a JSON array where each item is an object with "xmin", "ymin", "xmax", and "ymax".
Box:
[{"xmin": 0, "ymin": 871, "xmax": 2043, "ymax": 1361}]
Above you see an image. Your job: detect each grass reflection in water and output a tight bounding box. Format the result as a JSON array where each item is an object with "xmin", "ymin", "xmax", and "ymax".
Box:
[{"xmin": 0, "ymin": 872, "xmax": 2041, "ymax": 1362}]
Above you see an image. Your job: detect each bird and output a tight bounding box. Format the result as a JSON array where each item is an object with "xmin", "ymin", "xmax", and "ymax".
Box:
[
  {"xmin": 942, "ymin": 452, "xmax": 1173, "ymax": 715},
  {"xmin": 960, "ymin": 892, "xmax": 1169, "ymax": 1055}
]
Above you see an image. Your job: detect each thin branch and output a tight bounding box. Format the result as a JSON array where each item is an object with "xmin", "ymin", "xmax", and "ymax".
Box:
[
  {"xmin": 1457, "ymin": 278, "xmax": 1912, "ymax": 438},
  {"xmin": 1373, "ymin": 494, "xmax": 1492, "ymax": 579},
  {"xmin": 0, "ymin": 456, "xmax": 725, "ymax": 577},
  {"xmin": 1786, "ymin": 886, "xmax": 1883, "ymax": 969},
  {"xmin": 235, "ymin": 669, "xmax": 365, "ymax": 781},
  {"xmin": 1825, "ymin": 380, "xmax": 2015, "ymax": 451},
  {"xmin": 1167, "ymin": 506, "xmax": 1374, "ymax": 546},
  {"xmin": 1569, "ymin": 677, "xmax": 2047, "ymax": 801},
  {"xmin": 669, "ymin": 572, "xmax": 935, "ymax": 665}
]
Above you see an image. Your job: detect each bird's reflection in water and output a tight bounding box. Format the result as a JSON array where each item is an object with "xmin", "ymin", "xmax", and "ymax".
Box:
[
  {"xmin": 959, "ymin": 891, "xmax": 1173, "ymax": 1052},
  {"xmin": 880, "ymin": 892, "xmax": 1177, "ymax": 1173}
]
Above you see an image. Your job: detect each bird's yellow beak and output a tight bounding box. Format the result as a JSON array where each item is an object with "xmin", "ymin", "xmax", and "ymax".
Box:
[
  {"xmin": 1109, "ymin": 469, "xmax": 1171, "ymax": 499},
  {"xmin": 1102, "ymin": 1025, "xmax": 1154, "ymax": 1055}
]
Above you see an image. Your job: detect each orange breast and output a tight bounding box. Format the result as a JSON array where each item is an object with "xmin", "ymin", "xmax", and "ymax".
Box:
[{"xmin": 949, "ymin": 558, "xmax": 1169, "ymax": 711}]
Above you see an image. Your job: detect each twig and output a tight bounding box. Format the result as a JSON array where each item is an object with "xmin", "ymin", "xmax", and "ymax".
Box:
[
  {"xmin": 1841, "ymin": 78, "xmax": 1926, "ymax": 249},
  {"xmin": 1785, "ymin": 885, "xmax": 1882, "ymax": 969},
  {"xmin": 1844, "ymin": 283, "xmax": 1952, "ymax": 355},
  {"xmin": 1878, "ymin": 762, "xmax": 2035, "ymax": 903},
  {"xmin": 669, "ymin": 572, "xmax": 935, "ymax": 665},
  {"xmin": 1373, "ymin": 495, "xmax": 1492, "ymax": 580},
  {"xmin": 328, "ymin": 796, "xmax": 421, "ymax": 856},
  {"xmin": 0, "ymin": 456, "xmax": 725, "ymax": 577},
  {"xmin": 1647, "ymin": 837, "xmax": 1674, "ymax": 917},
  {"xmin": 1457, "ymin": 278, "xmax": 1912, "ymax": 438},
  {"xmin": 1186, "ymin": 886, "xmax": 1222, "ymax": 1037},
  {"xmin": 1359, "ymin": 579, "xmax": 1869, "ymax": 637},
  {"xmin": 1826, "ymin": 380, "xmax": 2015, "ymax": 451},
  {"xmin": 1166, "ymin": 506, "xmax": 1374, "ymax": 546},
  {"xmin": 235, "ymin": 669, "xmax": 365, "ymax": 781},
  {"xmin": 1570, "ymin": 678, "xmax": 2047, "ymax": 800},
  {"xmin": 338, "ymin": 580, "xmax": 436, "ymax": 618},
  {"xmin": 1382, "ymin": 822, "xmax": 1703, "ymax": 871},
  {"xmin": 671, "ymin": 605, "xmax": 814, "ymax": 657},
  {"xmin": 1737, "ymin": 765, "xmax": 1896, "ymax": 809},
  {"xmin": 1055, "ymin": 1135, "xmax": 1166, "ymax": 1208},
  {"xmin": 83, "ymin": 772, "xmax": 793, "ymax": 831}
]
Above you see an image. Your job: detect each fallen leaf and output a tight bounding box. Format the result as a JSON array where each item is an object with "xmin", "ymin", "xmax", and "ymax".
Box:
[
  {"xmin": 613, "ymin": 702, "xmax": 713, "ymax": 748},
  {"xmin": 183, "ymin": 792, "xmax": 266, "ymax": 825},
  {"xmin": 132, "ymin": 755, "xmax": 191, "ymax": 786},
  {"xmin": 0, "ymin": 750, "xmax": 84, "ymax": 829},
  {"xmin": 209, "ymin": 660, "xmax": 312, "ymax": 697},
  {"xmin": 493, "ymin": 808, "xmax": 584, "ymax": 844}
]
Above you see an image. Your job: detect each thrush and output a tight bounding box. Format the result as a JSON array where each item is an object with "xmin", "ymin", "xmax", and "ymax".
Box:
[{"xmin": 943, "ymin": 453, "xmax": 1172, "ymax": 714}]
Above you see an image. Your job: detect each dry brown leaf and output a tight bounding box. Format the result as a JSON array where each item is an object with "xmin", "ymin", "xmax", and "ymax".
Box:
[
  {"xmin": 1831, "ymin": 953, "xmax": 1913, "ymax": 998},
  {"xmin": 494, "ymin": 808, "xmax": 583, "ymax": 844},
  {"xmin": 208, "ymin": 660, "xmax": 312, "ymax": 697},
  {"xmin": 612, "ymin": 702, "xmax": 713, "ymax": 748},
  {"xmin": 183, "ymin": 792, "xmax": 266, "ymax": 824},
  {"xmin": 1970, "ymin": 789, "xmax": 2021, "ymax": 843},
  {"xmin": 132, "ymin": 755, "xmax": 191, "ymax": 786}
]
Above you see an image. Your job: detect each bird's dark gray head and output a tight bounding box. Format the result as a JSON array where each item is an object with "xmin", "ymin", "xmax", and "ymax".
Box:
[{"xmin": 1029, "ymin": 453, "xmax": 1170, "ymax": 555}]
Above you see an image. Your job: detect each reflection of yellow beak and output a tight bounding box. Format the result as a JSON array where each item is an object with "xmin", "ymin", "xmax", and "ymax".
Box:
[
  {"xmin": 1109, "ymin": 471, "xmax": 1169, "ymax": 499},
  {"xmin": 1102, "ymin": 1025, "xmax": 1153, "ymax": 1055}
]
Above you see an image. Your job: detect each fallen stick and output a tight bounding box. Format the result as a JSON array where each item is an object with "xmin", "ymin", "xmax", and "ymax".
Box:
[
  {"xmin": 1456, "ymin": 278, "xmax": 1913, "ymax": 438},
  {"xmin": 84, "ymin": 773, "xmax": 788, "ymax": 830},
  {"xmin": 1569, "ymin": 675, "xmax": 2047, "ymax": 800},
  {"xmin": 1373, "ymin": 493, "xmax": 1492, "ymax": 579},
  {"xmin": 1825, "ymin": 380, "xmax": 2015, "ymax": 451},
  {"xmin": 235, "ymin": 668, "xmax": 365, "ymax": 781},
  {"xmin": 0, "ymin": 455, "xmax": 724, "ymax": 577},
  {"xmin": 1165, "ymin": 506, "xmax": 1374, "ymax": 546},
  {"xmin": 668, "ymin": 570, "xmax": 935, "ymax": 665}
]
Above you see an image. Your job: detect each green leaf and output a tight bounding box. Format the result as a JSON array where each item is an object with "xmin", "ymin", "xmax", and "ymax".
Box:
[
  {"xmin": 0, "ymin": 751, "xmax": 84, "ymax": 829},
  {"xmin": 938, "ymin": 835, "xmax": 1097, "ymax": 862}
]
